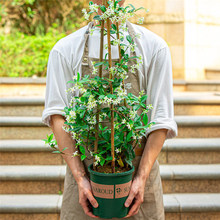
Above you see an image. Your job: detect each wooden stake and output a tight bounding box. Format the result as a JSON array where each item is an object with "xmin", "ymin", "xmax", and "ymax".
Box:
[
  {"xmin": 93, "ymin": 1, "xmax": 105, "ymax": 171},
  {"xmin": 116, "ymin": 21, "xmax": 127, "ymax": 108},
  {"xmin": 106, "ymin": 3, "xmax": 115, "ymax": 173}
]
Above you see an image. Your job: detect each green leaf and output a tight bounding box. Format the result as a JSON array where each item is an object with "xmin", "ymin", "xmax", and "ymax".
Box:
[
  {"xmin": 140, "ymin": 103, "xmax": 146, "ymax": 108},
  {"xmin": 94, "ymin": 61, "xmax": 105, "ymax": 67},
  {"xmin": 77, "ymin": 72, "xmax": 80, "ymax": 81},
  {"xmin": 141, "ymin": 95, "xmax": 148, "ymax": 103},
  {"xmin": 61, "ymin": 147, "xmax": 68, "ymax": 152},
  {"xmin": 135, "ymin": 7, "xmax": 145, "ymax": 12},
  {"xmin": 67, "ymin": 80, "xmax": 75, "ymax": 84},
  {"xmin": 89, "ymin": 1, "xmax": 94, "ymax": 5},
  {"xmin": 48, "ymin": 134, "xmax": 53, "ymax": 142},
  {"xmin": 126, "ymin": 130, "xmax": 133, "ymax": 142},
  {"xmin": 93, "ymin": 15, "xmax": 101, "ymax": 21},
  {"xmin": 126, "ymin": 35, "xmax": 133, "ymax": 44},
  {"xmin": 100, "ymin": 159, "xmax": 105, "ymax": 166},
  {"xmin": 106, "ymin": 156, "xmax": 113, "ymax": 161},
  {"xmin": 100, "ymin": 5, "xmax": 106, "ymax": 12},
  {"xmin": 52, "ymin": 150, "xmax": 61, "ymax": 154},
  {"xmin": 143, "ymin": 114, "xmax": 148, "ymax": 125},
  {"xmin": 133, "ymin": 105, "xmax": 140, "ymax": 111},
  {"xmin": 79, "ymin": 146, "xmax": 85, "ymax": 155},
  {"xmin": 81, "ymin": 155, "xmax": 87, "ymax": 161},
  {"xmin": 125, "ymin": 158, "xmax": 132, "ymax": 167},
  {"xmin": 111, "ymin": 24, "xmax": 117, "ymax": 31}
]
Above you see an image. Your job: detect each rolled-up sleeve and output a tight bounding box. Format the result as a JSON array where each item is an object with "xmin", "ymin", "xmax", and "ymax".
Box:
[
  {"xmin": 42, "ymin": 49, "xmax": 73, "ymax": 127},
  {"xmin": 145, "ymin": 46, "xmax": 178, "ymax": 140}
]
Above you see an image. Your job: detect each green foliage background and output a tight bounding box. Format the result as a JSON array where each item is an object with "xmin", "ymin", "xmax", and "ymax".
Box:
[{"xmin": 0, "ymin": 0, "xmax": 88, "ymax": 77}]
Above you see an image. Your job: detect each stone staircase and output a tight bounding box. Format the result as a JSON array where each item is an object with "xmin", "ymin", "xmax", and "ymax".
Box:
[{"xmin": 0, "ymin": 81, "xmax": 220, "ymax": 220}]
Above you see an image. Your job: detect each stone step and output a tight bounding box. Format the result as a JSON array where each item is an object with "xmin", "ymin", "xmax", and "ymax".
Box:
[
  {"xmin": 0, "ymin": 77, "xmax": 46, "ymax": 97},
  {"xmin": 173, "ymin": 79, "xmax": 220, "ymax": 92},
  {"xmin": 1, "ymin": 138, "xmax": 219, "ymax": 165},
  {"xmin": 173, "ymin": 92, "xmax": 220, "ymax": 115},
  {"xmin": 0, "ymin": 140, "xmax": 64, "ymax": 165},
  {"xmin": 1, "ymin": 92, "xmax": 220, "ymax": 116},
  {"xmin": 0, "ymin": 194, "xmax": 219, "ymax": 220},
  {"xmin": 1, "ymin": 116, "xmax": 220, "ymax": 139},
  {"xmin": 159, "ymin": 138, "xmax": 220, "ymax": 164},
  {"xmin": 1, "ymin": 78, "xmax": 220, "ymax": 98},
  {"xmin": 0, "ymin": 164, "xmax": 219, "ymax": 194}
]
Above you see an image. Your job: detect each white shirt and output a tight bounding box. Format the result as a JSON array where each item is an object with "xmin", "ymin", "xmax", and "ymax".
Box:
[{"xmin": 42, "ymin": 22, "xmax": 178, "ymax": 140}]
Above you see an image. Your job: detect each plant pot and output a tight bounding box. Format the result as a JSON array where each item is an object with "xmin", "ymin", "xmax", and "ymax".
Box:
[{"xmin": 88, "ymin": 163, "xmax": 134, "ymax": 219}]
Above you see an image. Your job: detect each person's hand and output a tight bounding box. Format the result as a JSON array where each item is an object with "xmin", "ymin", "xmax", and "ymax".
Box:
[
  {"xmin": 123, "ymin": 175, "xmax": 146, "ymax": 218},
  {"xmin": 77, "ymin": 176, "xmax": 99, "ymax": 218}
]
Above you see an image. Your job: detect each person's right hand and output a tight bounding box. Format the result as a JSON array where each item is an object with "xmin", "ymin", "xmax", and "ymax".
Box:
[{"xmin": 78, "ymin": 176, "xmax": 99, "ymax": 218}]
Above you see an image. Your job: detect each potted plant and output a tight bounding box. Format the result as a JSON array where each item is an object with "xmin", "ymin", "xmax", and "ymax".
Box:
[{"xmin": 43, "ymin": 0, "xmax": 154, "ymax": 218}]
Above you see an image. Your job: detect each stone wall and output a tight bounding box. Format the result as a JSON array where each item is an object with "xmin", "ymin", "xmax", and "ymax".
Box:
[{"xmin": 126, "ymin": 0, "xmax": 220, "ymax": 80}]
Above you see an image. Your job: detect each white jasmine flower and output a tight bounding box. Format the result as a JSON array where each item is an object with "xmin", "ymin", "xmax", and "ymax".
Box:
[
  {"xmin": 70, "ymin": 110, "xmax": 76, "ymax": 118},
  {"xmin": 94, "ymin": 161, "xmax": 98, "ymax": 166},
  {"xmin": 77, "ymin": 139, "xmax": 82, "ymax": 145},
  {"xmin": 109, "ymin": 67, "xmax": 116, "ymax": 75},
  {"xmin": 139, "ymin": 90, "xmax": 145, "ymax": 96},
  {"xmin": 126, "ymin": 123, "xmax": 133, "ymax": 130},
  {"xmin": 129, "ymin": 110, "xmax": 137, "ymax": 119},
  {"xmin": 92, "ymin": 68, "xmax": 98, "ymax": 75},
  {"xmin": 102, "ymin": 112, "xmax": 107, "ymax": 118},
  {"xmin": 149, "ymin": 123, "xmax": 153, "ymax": 129},
  {"xmin": 104, "ymin": 43, "xmax": 108, "ymax": 50},
  {"xmin": 130, "ymin": 43, "xmax": 135, "ymax": 52},
  {"xmin": 135, "ymin": 33, "xmax": 141, "ymax": 39},
  {"xmin": 138, "ymin": 55, "xmax": 143, "ymax": 61},
  {"xmin": 115, "ymin": 148, "xmax": 121, "ymax": 153},
  {"xmin": 113, "ymin": 98, "xmax": 121, "ymax": 105},
  {"xmin": 71, "ymin": 132, "xmax": 77, "ymax": 139},
  {"xmin": 143, "ymin": 109, "xmax": 149, "ymax": 114},
  {"xmin": 114, "ymin": 123, "xmax": 119, "ymax": 129},
  {"xmin": 89, "ymin": 3, "xmax": 99, "ymax": 13},
  {"xmin": 131, "ymin": 64, "xmax": 136, "ymax": 73},
  {"xmin": 125, "ymin": 83, "xmax": 132, "ymax": 89},
  {"xmin": 112, "ymin": 39, "xmax": 120, "ymax": 46},
  {"xmin": 62, "ymin": 125, "xmax": 69, "ymax": 133},
  {"xmin": 90, "ymin": 151, "xmax": 93, "ymax": 156},
  {"xmin": 73, "ymin": 151, "xmax": 78, "ymax": 157},
  {"xmin": 72, "ymin": 75, "xmax": 77, "ymax": 80},
  {"xmin": 122, "ymin": 119, "xmax": 126, "ymax": 124},
  {"xmin": 79, "ymin": 87, "xmax": 86, "ymax": 93},
  {"xmin": 90, "ymin": 28, "xmax": 95, "ymax": 36},
  {"xmin": 147, "ymin": 104, "xmax": 153, "ymax": 109},
  {"xmin": 82, "ymin": 9, "xmax": 90, "ymax": 20},
  {"xmin": 137, "ymin": 17, "xmax": 144, "ymax": 24},
  {"xmin": 95, "ymin": 155, "xmax": 101, "ymax": 162}
]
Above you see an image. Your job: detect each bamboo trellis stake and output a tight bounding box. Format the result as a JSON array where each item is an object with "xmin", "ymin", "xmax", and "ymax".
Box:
[
  {"xmin": 106, "ymin": 0, "xmax": 115, "ymax": 173},
  {"xmin": 116, "ymin": 21, "xmax": 127, "ymax": 108},
  {"xmin": 93, "ymin": 0, "xmax": 105, "ymax": 171}
]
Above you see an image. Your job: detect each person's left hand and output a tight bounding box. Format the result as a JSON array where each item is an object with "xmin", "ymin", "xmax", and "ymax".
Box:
[{"xmin": 123, "ymin": 175, "xmax": 147, "ymax": 218}]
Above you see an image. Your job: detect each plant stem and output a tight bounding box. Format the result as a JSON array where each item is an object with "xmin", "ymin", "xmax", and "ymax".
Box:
[{"xmin": 106, "ymin": 2, "xmax": 115, "ymax": 173}]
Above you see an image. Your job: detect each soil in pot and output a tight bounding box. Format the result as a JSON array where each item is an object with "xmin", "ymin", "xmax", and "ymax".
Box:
[{"xmin": 95, "ymin": 164, "xmax": 131, "ymax": 174}]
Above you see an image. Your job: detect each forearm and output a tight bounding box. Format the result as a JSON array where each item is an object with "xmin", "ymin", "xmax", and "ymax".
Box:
[
  {"xmin": 51, "ymin": 114, "xmax": 87, "ymax": 184},
  {"xmin": 136, "ymin": 129, "xmax": 168, "ymax": 181}
]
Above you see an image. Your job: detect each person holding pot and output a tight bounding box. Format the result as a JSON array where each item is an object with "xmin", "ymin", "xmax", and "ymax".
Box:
[{"xmin": 42, "ymin": 0, "xmax": 178, "ymax": 219}]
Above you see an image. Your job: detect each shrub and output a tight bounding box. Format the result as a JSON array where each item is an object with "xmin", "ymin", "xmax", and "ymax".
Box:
[
  {"xmin": 0, "ymin": 0, "xmax": 87, "ymax": 35},
  {"xmin": 0, "ymin": 28, "xmax": 66, "ymax": 77}
]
